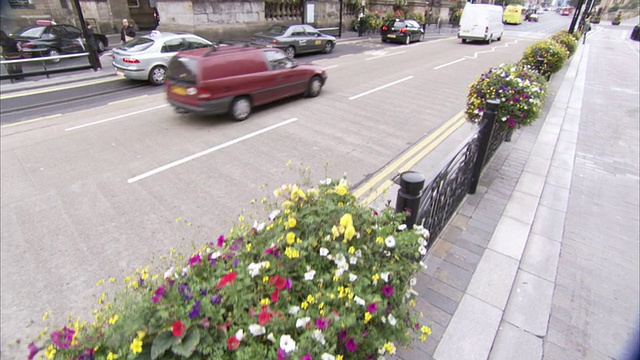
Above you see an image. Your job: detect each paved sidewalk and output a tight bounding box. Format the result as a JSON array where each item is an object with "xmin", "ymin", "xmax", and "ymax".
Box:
[{"xmin": 389, "ymin": 24, "xmax": 640, "ymax": 360}]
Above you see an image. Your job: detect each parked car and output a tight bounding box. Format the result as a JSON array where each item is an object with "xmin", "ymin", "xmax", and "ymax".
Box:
[
  {"xmin": 458, "ymin": 4, "xmax": 504, "ymax": 44},
  {"xmin": 165, "ymin": 44, "xmax": 327, "ymax": 121},
  {"xmin": 527, "ymin": 13, "xmax": 540, "ymax": 22},
  {"xmin": 10, "ymin": 22, "xmax": 108, "ymax": 62},
  {"xmin": 380, "ymin": 19, "xmax": 425, "ymax": 44},
  {"xmin": 252, "ymin": 24, "xmax": 336, "ymax": 59},
  {"xmin": 112, "ymin": 31, "xmax": 212, "ymax": 85}
]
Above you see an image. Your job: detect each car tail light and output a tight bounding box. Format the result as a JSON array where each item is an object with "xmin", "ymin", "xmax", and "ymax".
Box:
[
  {"xmin": 197, "ymin": 89, "xmax": 213, "ymax": 100},
  {"xmin": 123, "ymin": 58, "xmax": 140, "ymax": 64},
  {"xmin": 382, "ymin": 25, "xmax": 388, "ymax": 31},
  {"xmin": 400, "ymin": 28, "xmax": 407, "ymax": 33},
  {"xmin": 270, "ymin": 39, "xmax": 278, "ymax": 45},
  {"xmin": 21, "ymin": 42, "xmax": 34, "ymax": 49}
]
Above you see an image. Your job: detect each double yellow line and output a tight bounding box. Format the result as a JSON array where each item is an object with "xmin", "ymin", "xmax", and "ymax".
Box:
[{"xmin": 353, "ymin": 111, "xmax": 467, "ymax": 206}]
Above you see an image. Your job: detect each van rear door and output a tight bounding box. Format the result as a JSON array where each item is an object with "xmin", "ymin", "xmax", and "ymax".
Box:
[{"xmin": 166, "ymin": 55, "xmax": 200, "ymax": 107}]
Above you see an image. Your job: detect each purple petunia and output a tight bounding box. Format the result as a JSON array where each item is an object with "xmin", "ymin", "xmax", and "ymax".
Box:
[
  {"xmin": 217, "ymin": 235, "xmax": 225, "ymax": 247},
  {"xmin": 211, "ymin": 294, "xmax": 222, "ymax": 305},
  {"xmin": 338, "ymin": 329, "xmax": 348, "ymax": 342},
  {"xmin": 286, "ymin": 278, "xmax": 293, "ymax": 290},
  {"xmin": 345, "ymin": 338, "xmax": 358, "ymax": 352},
  {"xmin": 27, "ymin": 343, "xmax": 39, "ymax": 360},
  {"xmin": 232, "ymin": 259, "xmax": 239, "ymax": 267},
  {"xmin": 367, "ymin": 302, "xmax": 378, "ymax": 313},
  {"xmin": 381, "ymin": 285, "xmax": 394, "ymax": 297},
  {"xmin": 277, "ymin": 348, "xmax": 288, "ymax": 360},
  {"xmin": 200, "ymin": 288, "xmax": 208, "ymax": 296},
  {"xmin": 315, "ymin": 317, "xmax": 330, "ymax": 330},
  {"xmin": 189, "ymin": 300, "xmax": 201, "ymax": 318},
  {"xmin": 301, "ymin": 355, "xmax": 312, "ymax": 360},
  {"xmin": 189, "ymin": 254, "xmax": 202, "ymax": 266},
  {"xmin": 50, "ymin": 327, "xmax": 74, "ymax": 349},
  {"xmin": 152, "ymin": 285, "xmax": 167, "ymax": 303}
]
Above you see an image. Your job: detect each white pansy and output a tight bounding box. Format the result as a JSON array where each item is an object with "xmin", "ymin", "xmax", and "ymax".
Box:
[
  {"xmin": 378, "ymin": 347, "xmax": 386, "ymax": 355},
  {"xmin": 252, "ymin": 220, "xmax": 265, "ymax": 232},
  {"xmin": 210, "ymin": 251, "xmax": 221, "ymax": 259},
  {"xmin": 410, "ymin": 277, "xmax": 417, "ymax": 286},
  {"xmin": 321, "ymin": 354, "xmax": 336, "ymax": 360},
  {"xmin": 388, "ymin": 314, "xmax": 397, "ymax": 326},
  {"xmin": 304, "ymin": 269, "xmax": 316, "ymax": 281},
  {"xmin": 381, "ymin": 315, "xmax": 386, "ymax": 323},
  {"xmin": 418, "ymin": 238, "xmax": 427, "ymax": 246},
  {"xmin": 289, "ymin": 306, "xmax": 300, "ymax": 315},
  {"xmin": 419, "ymin": 261, "xmax": 428, "ymax": 270},
  {"xmin": 248, "ymin": 324, "xmax": 266, "ymax": 336},
  {"xmin": 385, "ymin": 236, "xmax": 396, "ymax": 248},
  {"xmin": 181, "ymin": 267, "xmax": 189, "ymax": 276},
  {"xmin": 380, "ymin": 272, "xmax": 390, "ymax": 283},
  {"xmin": 335, "ymin": 268, "xmax": 346, "ymax": 277},
  {"xmin": 334, "ymin": 253, "xmax": 347, "ymax": 267},
  {"xmin": 280, "ymin": 335, "xmax": 296, "ymax": 353},
  {"xmin": 312, "ymin": 329, "xmax": 326, "ymax": 345},
  {"xmin": 164, "ymin": 266, "xmax": 174, "ymax": 279},
  {"xmin": 339, "ymin": 178, "xmax": 348, "ymax": 186},
  {"xmin": 383, "ymin": 250, "xmax": 391, "ymax": 257},
  {"xmin": 419, "ymin": 245, "xmax": 427, "ymax": 255},
  {"xmin": 319, "ymin": 178, "xmax": 332, "ymax": 185},
  {"xmin": 269, "ymin": 210, "xmax": 281, "ymax": 220},
  {"xmin": 349, "ymin": 256, "xmax": 358, "ymax": 265},
  {"xmin": 353, "ymin": 296, "xmax": 365, "ymax": 306},
  {"xmin": 296, "ymin": 317, "xmax": 311, "ymax": 328},
  {"xmin": 319, "ymin": 247, "xmax": 329, "ymax": 257},
  {"xmin": 235, "ymin": 329, "xmax": 245, "ymax": 341},
  {"xmin": 247, "ymin": 262, "xmax": 263, "ymax": 278},
  {"xmin": 355, "ymin": 249, "xmax": 362, "ymax": 258},
  {"xmin": 349, "ymin": 273, "xmax": 358, "ymax": 282},
  {"xmin": 397, "ymin": 224, "xmax": 407, "ymax": 231},
  {"xmin": 267, "ymin": 333, "xmax": 276, "ymax": 343}
]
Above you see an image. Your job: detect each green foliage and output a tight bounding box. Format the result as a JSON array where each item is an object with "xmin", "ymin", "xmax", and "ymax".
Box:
[
  {"xmin": 550, "ymin": 30, "xmax": 578, "ymax": 57},
  {"xmin": 29, "ymin": 178, "xmax": 432, "ymax": 359},
  {"xmin": 519, "ymin": 39, "xmax": 568, "ymax": 77},
  {"xmin": 466, "ymin": 63, "xmax": 548, "ymax": 128}
]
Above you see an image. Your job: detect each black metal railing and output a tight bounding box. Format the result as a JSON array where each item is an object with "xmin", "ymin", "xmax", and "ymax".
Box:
[{"xmin": 395, "ymin": 100, "xmax": 505, "ymax": 250}]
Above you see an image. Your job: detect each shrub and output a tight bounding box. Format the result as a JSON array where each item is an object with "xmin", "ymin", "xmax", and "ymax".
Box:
[
  {"xmin": 27, "ymin": 178, "xmax": 432, "ymax": 360},
  {"xmin": 408, "ymin": 11, "xmax": 425, "ymax": 25},
  {"xmin": 466, "ymin": 63, "xmax": 548, "ymax": 128},
  {"xmin": 550, "ymin": 30, "xmax": 578, "ymax": 57},
  {"xmin": 519, "ymin": 39, "xmax": 568, "ymax": 78}
]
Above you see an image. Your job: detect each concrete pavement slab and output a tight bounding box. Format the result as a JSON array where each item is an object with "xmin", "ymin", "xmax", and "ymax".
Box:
[
  {"xmin": 538, "ymin": 183, "xmax": 570, "ymax": 212},
  {"xmin": 466, "ymin": 248, "xmax": 519, "ymax": 310},
  {"xmin": 519, "ymin": 233, "xmax": 561, "ymax": 282},
  {"xmin": 514, "ymin": 171, "xmax": 546, "ymax": 198},
  {"xmin": 489, "ymin": 321, "xmax": 543, "ymax": 360},
  {"xmin": 502, "ymin": 191, "xmax": 539, "ymax": 224},
  {"xmin": 504, "ymin": 270, "xmax": 554, "ymax": 337},
  {"xmin": 530, "ymin": 205, "xmax": 565, "ymax": 242},
  {"xmin": 487, "ymin": 216, "xmax": 531, "ymax": 260}
]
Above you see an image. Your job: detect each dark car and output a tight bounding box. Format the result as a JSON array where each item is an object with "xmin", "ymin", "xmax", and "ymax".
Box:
[
  {"xmin": 166, "ymin": 44, "xmax": 327, "ymax": 121},
  {"xmin": 252, "ymin": 24, "xmax": 336, "ymax": 59},
  {"xmin": 10, "ymin": 23, "xmax": 108, "ymax": 62},
  {"xmin": 381, "ymin": 19, "xmax": 425, "ymax": 45}
]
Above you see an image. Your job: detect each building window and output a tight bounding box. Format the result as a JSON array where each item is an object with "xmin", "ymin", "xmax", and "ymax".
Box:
[
  {"xmin": 8, "ymin": 0, "xmax": 35, "ymax": 9},
  {"xmin": 59, "ymin": 0, "xmax": 69, "ymax": 9},
  {"xmin": 127, "ymin": 0, "xmax": 140, "ymax": 8}
]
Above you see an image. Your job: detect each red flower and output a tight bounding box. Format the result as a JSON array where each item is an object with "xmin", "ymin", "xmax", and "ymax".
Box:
[
  {"xmin": 271, "ymin": 289, "xmax": 280, "ymax": 303},
  {"xmin": 269, "ymin": 275, "xmax": 287, "ymax": 290},
  {"xmin": 259, "ymin": 309, "xmax": 272, "ymax": 326},
  {"xmin": 216, "ymin": 321, "xmax": 232, "ymax": 334},
  {"xmin": 216, "ymin": 271, "xmax": 237, "ymax": 289},
  {"xmin": 227, "ymin": 336, "xmax": 240, "ymax": 350},
  {"xmin": 172, "ymin": 320, "xmax": 186, "ymax": 337}
]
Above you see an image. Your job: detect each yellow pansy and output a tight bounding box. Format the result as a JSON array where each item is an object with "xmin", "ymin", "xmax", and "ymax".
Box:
[
  {"xmin": 96, "ymin": 279, "xmax": 105, "ymax": 286},
  {"xmin": 344, "ymin": 225, "xmax": 356, "ymax": 241},
  {"xmin": 286, "ymin": 232, "xmax": 296, "ymax": 245},
  {"xmin": 339, "ymin": 213, "xmax": 353, "ymax": 228},
  {"xmin": 307, "ymin": 294, "xmax": 315, "ymax": 304},
  {"xmin": 301, "ymin": 301, "xmax": 309, "ymax": 310},
  {"xmin": 260, "ymin": 298, "xmax": 271, "ymax": 305},
  {"xmin": 331, "ymin": 225, "xmax": 340, "ymax": 239},
  {"xmin": 246, "ymin": 243, "xmax": 252, "ymax": 251},
  {"xmin": 335, "ymin": 184, "xmax": 348, "ymax": 196},
  {"xmin": 376, "ymin": 236, "xmax": 384, "ymax": 244},
  {"xmin": 45, "ymin": 345, "xmax": 56, "ymax": 359},
  {"xmin": 364, "ymin": 312, "xmax": 372, "ymax": 324},
  {"xmin": 421, "ymin": 325, "xmax": 432, "ymax": 335},
  {"xmin": 287, "ymin": 217, "xmax": 297, "ymax": 229},
  {"xmin": 42, "ymin": 312, "xmax": 50, "ymax": 322},
  {"xmin": 348, "ymin": 246, "xmax": 355, "ymax": 254},
  {"xmin": 262, "ymin": 276, "xmax": 269, "ymax": 283},
  {"xmin": 372, "ymin": 274, "xmax": 380, "ymax": 281},
  {"xmin": 337, "ymin": 355, "xmax": 343, "ymax": 360},
  {"xmin": 108, "ymin": 314, "xmax": 119, "ymax": 325},
  {"xmin": 383, "ymin": 342, "xmax": 396, "ymax": 354},
  {"xmin": 263, "ymin": 261, "xmax": 270, "ymax": 269},
  {"xmin": 108, "ymin": 277, "xmax": 116, "ymax": 283},
  {"xmin": 130, "ymin": 338, "xmax": 143, "ymax": 354},
  {"xmin": 107, "ymin": 352, "xmax": 119, "ymax": 360}
]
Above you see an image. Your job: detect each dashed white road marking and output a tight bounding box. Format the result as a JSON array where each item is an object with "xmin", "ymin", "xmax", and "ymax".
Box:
[{"xmin": 348, "ymin": 76, "xmax": 413, "ymax": 100}]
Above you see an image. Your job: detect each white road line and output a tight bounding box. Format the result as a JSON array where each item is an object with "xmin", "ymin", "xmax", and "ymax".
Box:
[
  {"xmin": 127, "ymin": 117, "xmax": 299, "ymax": 184},
  {"xmin": 108, "ymin": 94, "xmax": 148, "ymax": 105},
  {"xmin": 434, "ymin": 58, "xmax": 466, "ymax": 70},
  {"xmin": 366, "ymin": 51, "xmax": 406, "ymax": 60},
  {"xmin": 65, "ymin": 104, "xmax": 168, "ymax": 131},
  {"xmin": 324, "ymin": 65, "xmax": 339, "ymax": 69},
  {"xmin": 348, "ymin": 76, "xmax": 413, "ymax": 100}
]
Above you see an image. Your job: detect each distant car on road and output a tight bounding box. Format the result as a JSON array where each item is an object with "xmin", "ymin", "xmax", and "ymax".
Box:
[
  {"xmin": 111, "ymin": 31, "xmax": 212, "ymax": 85},
  {"xmin": 252, "ymin": 24, "xmax": 336, "ymax": 59},
  {"xmin": 527, "ymin": 13, "xmax": 539, "ymax": 22},
  {"xmin": 166, "ymin": 44, "xmax": 327, "ymax": 121},
  {"xmin": 380, "ymin": 19, "xmax": 425, "ymax": 44},
  {"xmin": 10, "ymin": 22, "xmax": 108, "ymax": 62}
]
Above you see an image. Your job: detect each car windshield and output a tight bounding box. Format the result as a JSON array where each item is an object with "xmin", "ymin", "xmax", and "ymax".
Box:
[
  {"xmin": 265, "ymin": 25, "xmax": 287, "ymax": 35},
  {"xmin": 167, "ymin": 56, "xmax": 198, "ymax": 84},
  {"xmin": 13, "ymin": 26, "xmax": 46, "ymax": 38},
  {"xmin": 120, "ymin": 37, "xmax": 154, "ymax": 52},
  {"xmin": 391, "ymin": 21, "xmax": 406, "ymax": 28}
]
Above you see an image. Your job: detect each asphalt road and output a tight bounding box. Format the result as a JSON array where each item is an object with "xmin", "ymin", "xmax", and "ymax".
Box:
[{"xmin": 0, "ymin": 13, "xmax": 571, "ymax": 358}]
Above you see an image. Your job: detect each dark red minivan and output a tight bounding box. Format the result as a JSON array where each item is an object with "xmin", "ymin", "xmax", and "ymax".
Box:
[{"xmin": 165, "ymin": 44, "xmax": 328, "ymax": 121}]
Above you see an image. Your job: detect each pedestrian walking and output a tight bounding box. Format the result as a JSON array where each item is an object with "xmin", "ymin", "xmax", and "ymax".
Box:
[
  {"xmin": 152, "ymin": 7, "xmax": 160, "ymax": 30},
  {"xmin": 0, "ymin": 29, "xmax": 24, "ymax": 80},
  {"xmin": 85, "ymin": 21, "xmax": 102, "ymax": 70},
  {"xmin": 120, "ymin": 18, "xmax": 136, "ymax": 44}
]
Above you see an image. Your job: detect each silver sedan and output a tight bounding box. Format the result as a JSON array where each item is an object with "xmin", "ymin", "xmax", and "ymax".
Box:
[{"xmin": 112, "ymin": 31, "xmax": 212, "ymax": 85}]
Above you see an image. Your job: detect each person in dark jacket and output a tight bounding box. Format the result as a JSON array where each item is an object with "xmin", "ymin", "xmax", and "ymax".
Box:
[
  {"xmin": 120, "ymin": 18, "xmax": 136, "ymax": 44},
  {"xmin": 85, "ymin": 21, "xmax": 102, "ymax": 70},
  {"xmin": 152, "ymin": 7, "xmax": 160, "ymax": 30},
  {"xmin": 0, "ymin": 29, "xmax": 24, "ymax": 80}
]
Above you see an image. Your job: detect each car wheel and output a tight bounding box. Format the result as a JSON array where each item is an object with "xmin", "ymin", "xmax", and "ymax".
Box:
[
  {"xmin": 47, "ymin": 48, "xmax": 61, "ymax": 63},
  {"xmin": 381, "ymin": 37, "xmax": 387, "ymax": 43},
  {"xmin": 229, "ymin": 96, "xmax": 252, "ymax": 121},
  {"xmin": 461, "ymin": 39, "xmax": 467, "ymax": 43},
  {"xmin": 305, "ymin": 76, "xmax": 323, "ymax": 98},
  {"xmin": 419, "ymin": 33, "xmax": 424, "ymax": 42},
  {"xmin": 285, "ymin": 46, "xmax": 296, "ymax": 59},
  {"xmin": 405, "ymin": 35, "xmax": 411, "ymax": 45},
  {"xmin": 486, "ymin": 36, "xmax": 492, "ymax": 45},
  {"xmin": 149, "ymin": 65, "xmax": 167, "ymax": 86},
  {"xmin": 497, "ymin": 33, "xmax": 503, "ymax": 41},
  {"xmin": 323, "ymin": 41, "xmax": 334, "ymax": 54}
]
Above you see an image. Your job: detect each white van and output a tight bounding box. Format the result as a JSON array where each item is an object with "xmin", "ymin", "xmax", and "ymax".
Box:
[{"xmin": 458, "ymin": 4, "xmax": 504, "ymax": 44}]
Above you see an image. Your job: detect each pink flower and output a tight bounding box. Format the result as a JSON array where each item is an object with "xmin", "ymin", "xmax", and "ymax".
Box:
[
  {"xmin": 316, "ymin": 317, "xmax": 330, "ymax": 330},
  {"xmin": 50, "ymin": 327, "xmax": 74, "ymax": 349},
  {"xmin": 338, "ymin": 329, "xmax": 348, "ymax": 342},
  {"xmin": 367, "ymin": 302, "xmax": 378, "ymax": 313},
  {"xmin": 277, "ymin": 348, "xmax": 288, "ymax": 360},
  {"xmin": 27, "ymin": 343, "xmax": 39, "ymax": 360},
  {"xmin": 381, "ymin": 285, "xmax": 394, "ymax": 297},
  {"xmin": 301, "ymin": 355, "xmax": 312, "ymax": 360},
  {"xmin": 346, "ymin": 338, "xmax": 358, "ymax": 352},
  {"xmin": 152, "ymin": 285, "xmax": 167, "ymax": 303},
  {"xmin": 189, "ymin": 254, "xmax": 202, "ymax": 266},
  {"xmin": 217, "ymin": 235, "xmax": 225, "ymax": 247}
]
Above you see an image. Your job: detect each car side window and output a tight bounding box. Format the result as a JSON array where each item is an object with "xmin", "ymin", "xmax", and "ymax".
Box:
[
  {"xmin": 290, "ymin": 26, "xmax": 306, "ymax": 36},
  {"xmin": 63, "ymin": 25, "xmax": 82, "ymax": 38},
  {"xmin": 161, "ymin": 38, "xmax": 186, "ymax": 53},
  {"xmin": 50, "ymin": 26, "xmax": 67, "ymax": 38},
  {"xmin": 185, "ymin": 37, "xmax": 210, "ymax": 50},
  {"xmin": 264, "ymin": 50, "xmax": 295, "ymax": 70}
]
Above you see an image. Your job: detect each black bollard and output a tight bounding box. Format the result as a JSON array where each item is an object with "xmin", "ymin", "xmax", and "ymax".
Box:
[
  {"xmin": 469, "ymin": 99, "xmax": 500, "ymax": 194},
  {"xmin": 395, "ymin": 171, "xmax": 426, "ymax": 228}
]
